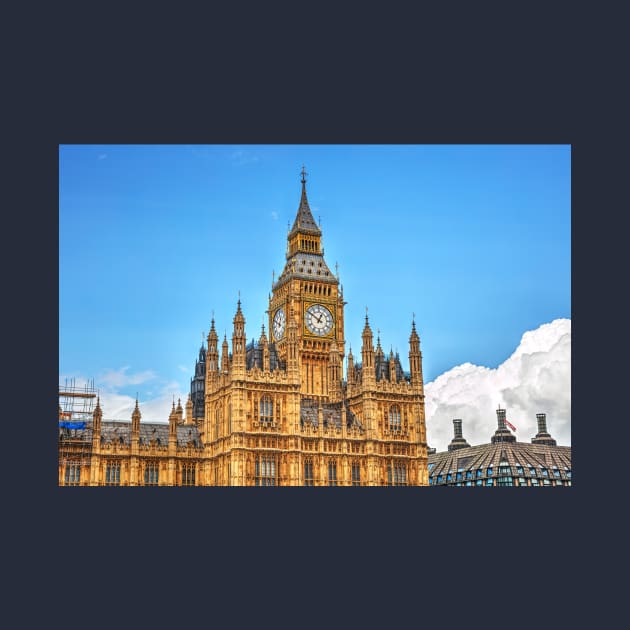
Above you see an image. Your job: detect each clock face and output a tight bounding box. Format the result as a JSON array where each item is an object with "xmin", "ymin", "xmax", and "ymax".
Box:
[
  {"xmin": 305, "ymin": 304, "xmax": 334, "ymax": 336},
  {"xmin": 272, "ymin": 308, "xmax": 286, "ymax": 341}
]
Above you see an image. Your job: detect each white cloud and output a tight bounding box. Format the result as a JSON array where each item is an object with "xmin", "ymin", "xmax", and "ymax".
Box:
[
  {"xmin": 99, "ymin": 366, "xmax": 156, "ymax": 389},
  {"xmin": 60, "ymin": 369, "xmax": 189, "ymax": 424},
  {"xmin": 97, "ymin": 153, "xmax": 107, "ymax": 160},
  {"xmin": 99, "ymin": 382, "xmax": 185, "ymax": 424},
  {"xmin": 425, "ymin": 319, "xmax": 571, "ymax": 452}
]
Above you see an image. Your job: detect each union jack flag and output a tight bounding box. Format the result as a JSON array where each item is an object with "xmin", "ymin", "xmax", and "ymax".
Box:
[{"xmin": 505, "ymin": 418, "xmax": 516, "ymax": 432}]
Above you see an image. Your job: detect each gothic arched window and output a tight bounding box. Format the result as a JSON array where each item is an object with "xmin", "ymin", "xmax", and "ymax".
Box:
[
  {"xmin": 328, "ymin": 460, "xmax": 338, "ymax": 486},
  {"xmin": 260, "ymin": 396, "xmax": 273, "ymax": 423},
  {"xmin": 387, "ymin": 460, "xmax": 408, "ymax": 486},
  {"xmin": 304, "ymin": 459, "xmax": 314, "ymax": 486},
  {"xmin": 215, "ymin": 407, "xmax": 221, "ymax": 439},
  {"xmin": 182, "ymin": 463, "xmax": 196, "ymax": 486},
  {"xmin": 144, "ymin": 461, "xmax": 159, "ymax": 486},
  {"xmin": 255, "ymin": 456, "xmax": 277, "ymax": 486},
  {"xmin": 389, "ymin": 405, "xmax": 401, "ymax": 432},
  {"xmin": 105, "ymin": 460, "xmax": 121, "ymax": 486}
]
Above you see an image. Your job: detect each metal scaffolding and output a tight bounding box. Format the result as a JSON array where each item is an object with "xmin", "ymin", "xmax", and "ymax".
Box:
[{"xmin": 59, "ymin": 378, "xmax": 98, "ymax": 485}]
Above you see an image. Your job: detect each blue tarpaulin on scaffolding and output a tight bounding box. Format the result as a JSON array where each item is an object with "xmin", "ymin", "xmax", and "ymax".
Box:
[{"xmin": 59, "ymin": 421, "xmax": 86, "ymax": 430}]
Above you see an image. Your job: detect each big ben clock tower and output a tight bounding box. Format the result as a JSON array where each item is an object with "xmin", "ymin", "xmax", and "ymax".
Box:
[{"xmin": 268, "ymin": 167, "xmax": 345, "ymax": 400}]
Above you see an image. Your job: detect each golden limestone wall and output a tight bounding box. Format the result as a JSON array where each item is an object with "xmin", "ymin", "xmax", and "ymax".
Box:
[{"xmin": 59, "ymin": 175, "xmax": 428, "ymax": 487}]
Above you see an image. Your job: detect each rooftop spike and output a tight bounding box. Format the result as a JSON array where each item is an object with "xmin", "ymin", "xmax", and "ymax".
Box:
[{"xmin": 289, "ymin": 166, "xmax": 321, "ymax": 237}]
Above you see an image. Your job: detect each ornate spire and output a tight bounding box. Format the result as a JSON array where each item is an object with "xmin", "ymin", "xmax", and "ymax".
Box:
[
  {"xmin": 233, "ymin": 297, "xmax": 245, "ymax": 334},
  {"xmin": 362, "ymin": 308, "xmax": 372, "ymax": 336},
  {"xmin": 132, "ymin": 396, "xmax": 141, "ymax": 432},
  {"xmin": 376, "ymin": 329, "xmax": 383, "ymax": 355},
  {"xmin": 289, "ymin": 166, "xmax": 321, "ymax": 237}
]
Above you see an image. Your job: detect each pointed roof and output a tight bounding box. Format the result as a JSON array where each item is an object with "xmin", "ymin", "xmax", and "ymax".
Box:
[
  {"xmin": 259, "ymin": 323, "xmax": 268, "ymax": 344},
  {"xmin": 233, "ymin": 297, "xmax": 245, "ymax": 324},
  {"xmin": 288, "ymin": 167, "xmax": 321, "ymax": 238},
  {"xmin": 362, "ymin": 310, "xmax": 373, "ymax": 337},
  {"xmin": 132, "ymin": 397, "xmax": 141, "ymax": 421}
]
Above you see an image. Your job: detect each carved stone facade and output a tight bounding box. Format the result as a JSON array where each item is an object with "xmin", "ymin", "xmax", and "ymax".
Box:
[{"xmin": 59, "ymin": 171, "xmax": 429, "ymax": 486}]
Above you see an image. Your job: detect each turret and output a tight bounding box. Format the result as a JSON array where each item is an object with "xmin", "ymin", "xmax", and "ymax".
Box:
[
  {"xmin": 259, "ymin": 324, "xmax": 270, "ymax": 372},
  {"xmin": 389, "ymin": 349, "xmax": 397, "ymax": 383},
  {"xmin": 232, "ymin": 298, "xmax": 246, "ymax": 377},
  {"xmin": 361, "ymin": 311, "xmax": 375, "ymax": 385},
  {"xmin": 286, "ymin": 307, "xmax": 299, "ymax": 381},
  {"xmin": 176, "ymin": 398, "xmax": 183, "ymax": 424},
  {"xmin": 347, "ymin": 346, "xmax": 355, "ymax": 384},
  {"xmin": 375, "ymin": 334, "xmax": 384, "ymax": 361},
  {"xmin": 131, "ymin": 397, "xmax": 141, "ymax": 435},
  {"xmin": 409, "ymin": 317, "xmax": 423, "ymax": 389},
  {"xmin": 221, "ymin": 334, "xmax": 229, "ymax": 373},
  {"xmin": 169, "ymin": 399, "xmax": 178, "ymax": 439},
  {"xmin": 185, "ymin": 394, "xmax": 193, "ymax": 425},
  {"xmin": 327, "ymin": 340, "xmax": 342, "ymax": 402},
  {"xmin": 207, "ymin": 318, "xmax": 219, "ymax": 379},
  {"xmin": 92, "ymin": 396, "xmax": 102, "ymax": 447}
]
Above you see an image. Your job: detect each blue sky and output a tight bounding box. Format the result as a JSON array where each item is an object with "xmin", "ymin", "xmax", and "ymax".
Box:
[{"xmin": 59, "ymin": 144, "xmax": 570, "ymax": 420}]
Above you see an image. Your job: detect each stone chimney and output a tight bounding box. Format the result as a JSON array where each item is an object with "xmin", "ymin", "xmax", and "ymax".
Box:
[
  {"xmin": 447, "ymin": 418, "xmax": 471, "ymax": 451},
  {"xmin": 531, "ymin": 412, "xmax": 557, "ymax": 446},
  {"xmin": 491, "ymin": 406, "xmax": 516, "ymax": 443}
]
